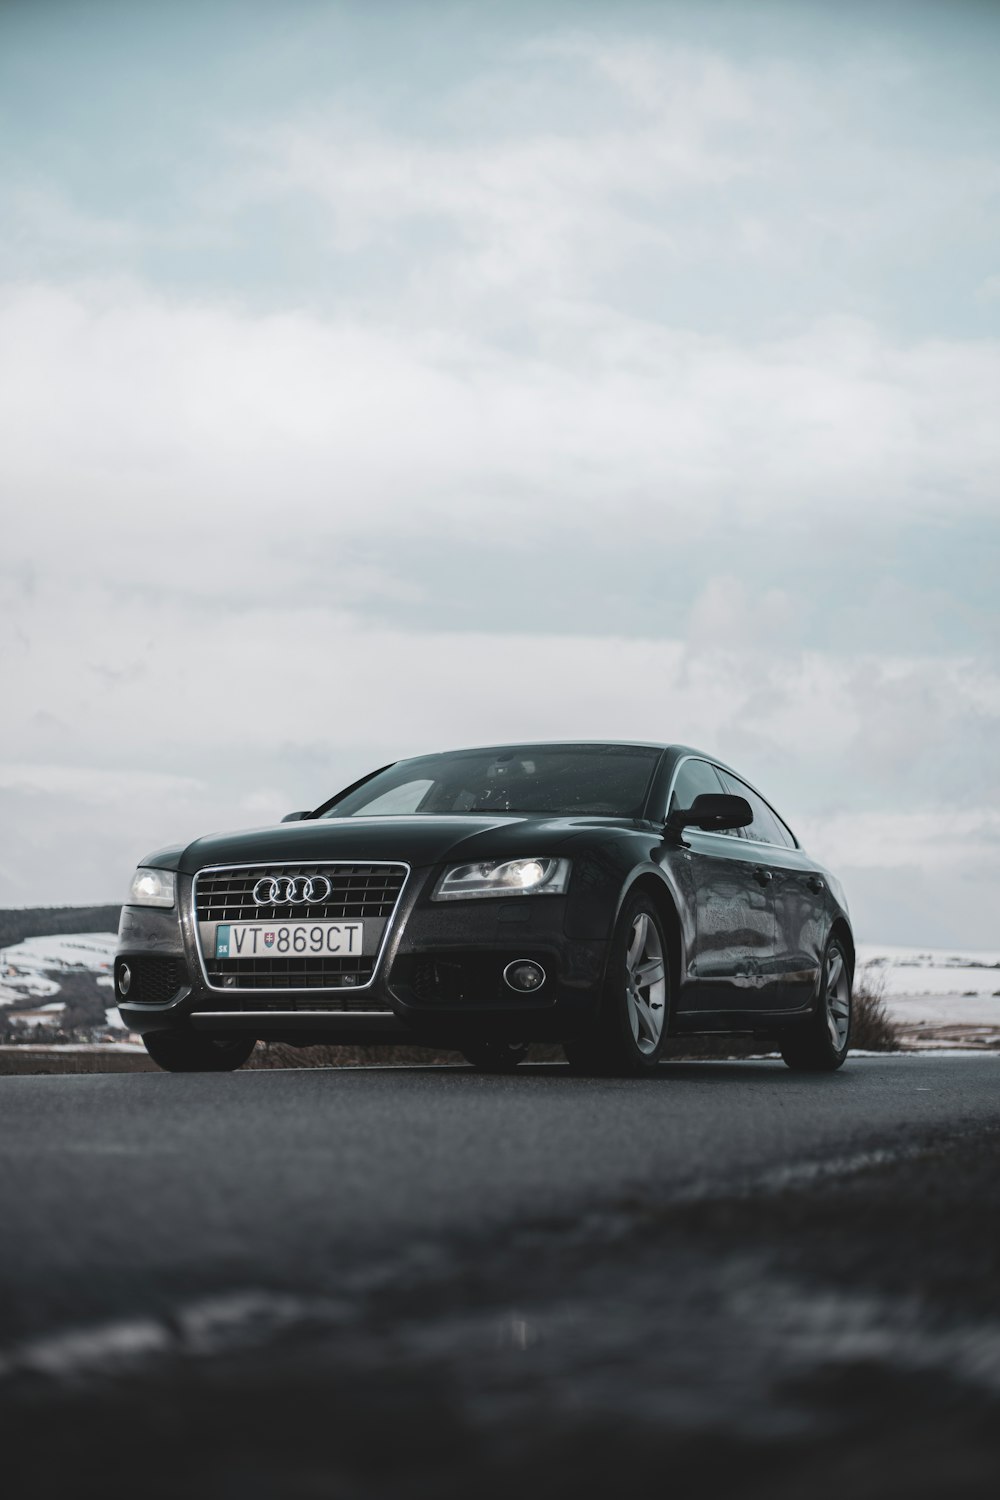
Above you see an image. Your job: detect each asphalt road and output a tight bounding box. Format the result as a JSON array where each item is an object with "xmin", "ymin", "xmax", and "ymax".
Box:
[
  {"xmin": 3, "ymin": 1055, "xmax": 1000, "ymax": 1498},
  {"xmin": 0, "ymin": 1054, "xmax": 997, "ymax": 1341}
]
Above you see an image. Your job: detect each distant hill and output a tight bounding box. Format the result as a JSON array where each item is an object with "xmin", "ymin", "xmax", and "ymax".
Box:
[{"xmin": 0, "ymin": 906, "xmax": 120, "ymax": 948}]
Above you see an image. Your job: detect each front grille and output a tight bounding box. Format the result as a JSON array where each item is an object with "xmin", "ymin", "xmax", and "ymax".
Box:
[
  {"xmin": 195, "ymin": 863, "xmax": 406, "ymax": 923},
  {"xmin": 120, "ymin": 957, "xmax": 186, "ymax": 1006},
  {"xmin": 195, "ymin": 862, "xmax": 407, "ymax": 992}
]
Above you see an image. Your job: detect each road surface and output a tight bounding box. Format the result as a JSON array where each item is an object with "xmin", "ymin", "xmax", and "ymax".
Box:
[{"xmin": 2, "ymin": 1055, "xmax": 1000, "ymax": 1497}]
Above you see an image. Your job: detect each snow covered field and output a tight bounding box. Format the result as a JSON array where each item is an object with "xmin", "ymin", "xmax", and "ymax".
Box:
[
  {"xmin": 857, "ymin": 943, "xmax": 1000, "ymax": 1046},
  {"xmin": 857, "ymin": 943, "xmax": 1000, "ymax": 997},
  {"xmin": 0, "ymin": 932, "xmax": 117, "ymax": 1025},
  {"xmin": 1, "ymin": 932, "xmax": 118, "ymax": 976}
]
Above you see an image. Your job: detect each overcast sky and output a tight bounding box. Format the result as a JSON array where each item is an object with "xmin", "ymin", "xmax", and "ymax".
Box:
[{"xmin": 2, "ymin": 0, "xmax": 999, "ymax": 946}]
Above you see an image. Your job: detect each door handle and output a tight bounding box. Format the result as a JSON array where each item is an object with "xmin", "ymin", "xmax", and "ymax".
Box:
[
  {"xmin": 752, "ymin": 868, "xmax": 773, "ymax": 886},
  {"xmin": 805, "ymin": 876, "xmax": 824, "ymax": 894}
]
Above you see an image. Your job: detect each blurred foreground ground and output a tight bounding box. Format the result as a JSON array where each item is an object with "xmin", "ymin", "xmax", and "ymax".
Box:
[{"xmin": 3, "ymin": 1100, "xmax": 999, "ymax": 1498}]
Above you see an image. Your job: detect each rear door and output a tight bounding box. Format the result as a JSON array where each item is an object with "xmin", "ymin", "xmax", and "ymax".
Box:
[{"xmin": 662, "ymin": 758, "xmax": 775, "ymax": 1015}]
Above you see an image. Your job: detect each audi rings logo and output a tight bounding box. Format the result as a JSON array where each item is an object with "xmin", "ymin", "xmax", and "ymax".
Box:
[{"xmin": 252, "ymin": 875, "xmax": 333, "ymax": 906}]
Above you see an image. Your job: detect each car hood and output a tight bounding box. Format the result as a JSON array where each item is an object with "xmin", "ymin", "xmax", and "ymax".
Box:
[{"xmin": 162, "ymin": 814, "xmax": 613, "ymax": 876}]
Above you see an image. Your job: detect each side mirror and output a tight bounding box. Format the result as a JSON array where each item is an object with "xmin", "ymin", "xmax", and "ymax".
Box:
[
  {"xmin": 667, "ymin": 792, "xmax": 753, "ymax": 834},
  {"xmin": 280, "ymin": 810, "xmax": 311, "ymax": 823}
]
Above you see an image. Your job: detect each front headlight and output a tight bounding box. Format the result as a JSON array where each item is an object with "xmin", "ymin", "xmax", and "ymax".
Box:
[
  {"xmin": 128, "ymin": 867, "xmax": 177, "ymax": 908},
  {"xmin": 432, "ymin": 857, "xmax": 571, "ymax": 901}
]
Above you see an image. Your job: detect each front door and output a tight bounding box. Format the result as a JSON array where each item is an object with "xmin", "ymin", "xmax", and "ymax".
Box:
[
  {"xmin": 662, "ymin": 758, "xmax": 775, "ymax": 1015},
  {"xmin": 716, "ymin": 769, "xmax": 823, "ymax": 1012},
  {"xmin": 680, "ymin": 831, "xmax": 776, "ymax": 1011}
]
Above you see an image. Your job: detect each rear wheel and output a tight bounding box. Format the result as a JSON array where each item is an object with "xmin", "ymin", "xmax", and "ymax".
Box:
[
  {"xmin": 142, "ymin": 1031, "xmax": 256, "ymax": 1073},
  {"xmin": 461, "ymin": 1040, "xmax": 529, "ymax": 1073},
  {"xmin": 780, "ymin": 937, "xmax": 852, "ymax": 1072},
  {"xmin": 564, "ymin": 893, "xmax": 669, "ymax": 1076}
]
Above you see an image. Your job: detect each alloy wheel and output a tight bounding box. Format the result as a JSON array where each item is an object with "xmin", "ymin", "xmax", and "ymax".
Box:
[
  {"xmin": 825, "ymin": 945, "xmax": 851, "ymax": 1050},
  {"xmin": 625, "ymin": 911, "xmax": 667, "ymax": 1055}
]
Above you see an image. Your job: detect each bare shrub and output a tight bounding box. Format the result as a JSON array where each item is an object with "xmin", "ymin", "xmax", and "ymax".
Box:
[{"xmin": 851, "ymin": 962, "xmax": 900, "ymax": 1051}]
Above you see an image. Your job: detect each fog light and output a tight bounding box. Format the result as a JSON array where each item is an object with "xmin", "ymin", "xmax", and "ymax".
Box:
[
  {"xmin": 118, "ymin": 963, "xmax": 131, "ymax": 997},
  {"xmin": 503, "ymin": 960, "xmax": 546, "ymax": 992}
]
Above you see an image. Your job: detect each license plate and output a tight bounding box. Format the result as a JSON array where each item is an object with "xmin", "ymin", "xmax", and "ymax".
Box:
[{"xmin": 215, "ymin": 922, "xmax": 364, "ymax": 959}]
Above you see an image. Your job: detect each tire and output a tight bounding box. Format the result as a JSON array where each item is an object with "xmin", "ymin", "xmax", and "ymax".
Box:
[
  {"xmin": 461, "ymin": 1040, "xmax": 529, "ymax": 1073},
  {"xmin": 780, "ymin": 936, "xmax": 852, "ymax": 1072},
  {"xmin": 142, "ymin": 1031, "xmax": 257, "ymax": 1073},
  {"xmin": 564, "ymin": 892, "xmax": 670, "ymax": 1076}
]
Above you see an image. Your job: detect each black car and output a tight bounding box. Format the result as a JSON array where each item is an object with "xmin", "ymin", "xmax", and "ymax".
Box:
[{"xmin": 116, "ymin": 742, "xmax": 854, "ymax": 1076}]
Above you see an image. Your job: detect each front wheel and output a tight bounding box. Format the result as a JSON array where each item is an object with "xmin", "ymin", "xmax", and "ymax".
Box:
[
  {"xmin": 461, "ymin": 1041, "xmax": 529, "ymax": 1073},
  {"xmin": 564, "ymin": 893, "xmax": 670, "ymax": 1076},
  {"xmin": 142, "ymin": 1031, "xmax": 257, "ymax": 1073},
  {"xmin": 780, "ymin": 937, "xmax": 852, "ymax": 1072}
]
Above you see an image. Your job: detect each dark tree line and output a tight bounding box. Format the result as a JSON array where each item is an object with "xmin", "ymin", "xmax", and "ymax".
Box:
[{"xmin": 0, "ymin": 906, "xmax": 121, "ymax": 949}]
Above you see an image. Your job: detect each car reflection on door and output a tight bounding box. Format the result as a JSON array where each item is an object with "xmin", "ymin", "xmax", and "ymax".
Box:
[
  {"xmin": 674, "ymin": 828, "xmax": 776, "ymax": 1013},
  {"xmin": 767, "ymin": 853, "xmax": 827, "ymax": 1010}
]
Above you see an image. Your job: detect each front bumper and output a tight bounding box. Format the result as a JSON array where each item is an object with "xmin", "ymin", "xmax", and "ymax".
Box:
[{"xmin": 116, "ymin": 868, "xmax": 608, "ymax": 1044}]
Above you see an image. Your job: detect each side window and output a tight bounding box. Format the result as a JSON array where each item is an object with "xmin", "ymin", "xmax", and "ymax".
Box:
[
  {"xmin": 667, "ymin": 758, "xmax": 726, "ymax": 818},
  {"xmin": 717, "ymin": 770, "xmax": 795, "ymax": 848},
  {"xmin": 767, "ymin": 805, "xmax": 797, "ymax": 848}
]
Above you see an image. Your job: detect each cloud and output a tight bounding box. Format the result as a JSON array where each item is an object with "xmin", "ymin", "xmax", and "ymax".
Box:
[
  {"xmin": 797, "ymin": 809, "xmax": 1000, "ymax": 948},
  {"xmin": 4, "ymin": 549, "xmax": 999, "ymax": 903},
  {"xmin": 226, "ymin": 40, "xmax": 767, "ymax": 296},
  {"xmin": 687, "ymin": 576, "xmax": 796, "ymax": 649},
  {"xmin": 0, "ymin": 764, "xmax": 203, "ymax": 803},
  {"xmin": 798, "ymin": 809, "xmax": 1000, "ymax": 878},
  {"xmin": 4, "ymin": 186, "xmax": 140, "ymax": 257},
  {"xmin": 3, "ymin": 283, "xmax": 999, "ymax": 610},
  {"xmin": 217, "ymin": 30, "xmax": 1000, "ymax": 342}
]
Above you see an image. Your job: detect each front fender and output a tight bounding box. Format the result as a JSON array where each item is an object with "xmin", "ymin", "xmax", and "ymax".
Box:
[{"xmin": 563, "ymin": 833, "xmax": 693, "ymax": 993}]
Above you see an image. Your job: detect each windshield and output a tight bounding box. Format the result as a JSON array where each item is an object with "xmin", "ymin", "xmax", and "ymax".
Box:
[{"xmin": 321, "ymin": 745, "xmax": 662, "ymax": 819}]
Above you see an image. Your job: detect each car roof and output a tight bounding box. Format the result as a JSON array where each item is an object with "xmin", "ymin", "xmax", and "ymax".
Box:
[
  {"xmin": 409, "ymin": 740, "xmax": 674, "ymax": 756},
  {"xmin": 405, "ymin": 741, "xmax": 738, "ymax": 770}
]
